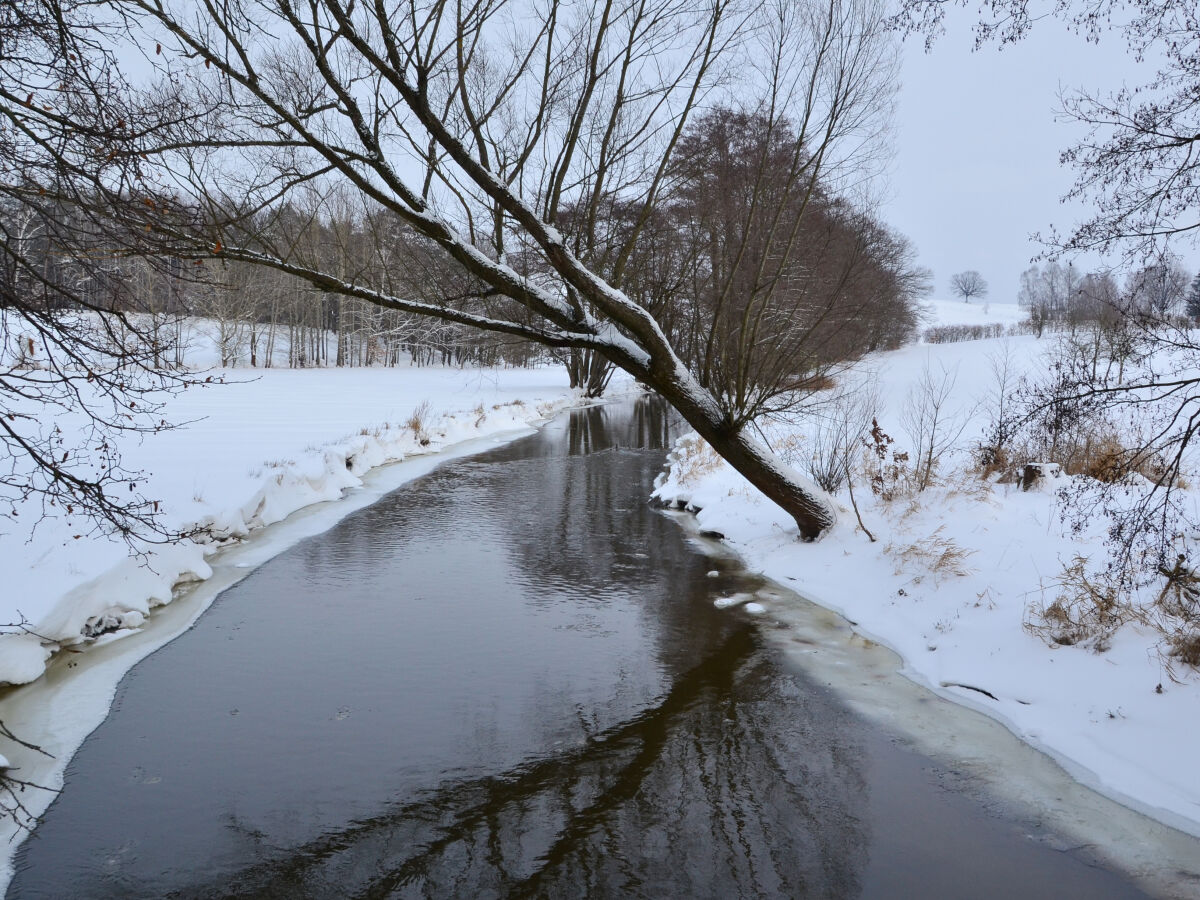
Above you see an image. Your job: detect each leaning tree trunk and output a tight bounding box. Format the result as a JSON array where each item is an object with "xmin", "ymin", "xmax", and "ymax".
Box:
[{"xmin": 645, "ymin": 362, "xmax": 837, "ymax": 541}]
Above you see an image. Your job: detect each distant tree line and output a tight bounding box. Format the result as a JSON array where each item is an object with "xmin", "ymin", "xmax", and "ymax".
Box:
[
  {"xmin": 1, "ymin": 195, "xmax": 548, "ymax": 370},
  {"xmin": 4, "ymin": 109, "xmax": 928, "ymax": 385},
  {"xmin": 1017, "ymin": 257, "xmax": 1194, "ymax": 336}
]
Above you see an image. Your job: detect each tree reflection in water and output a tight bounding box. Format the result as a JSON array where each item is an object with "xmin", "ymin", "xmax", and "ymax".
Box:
[
  {"xmin": 9, "ymin": 399, "xmax": 1151, "ymax": 900},
  {"xmin": 205, "ymin": 627, "xmax": 867, "ymax": 899},
  {"xmin": 565, "ymin": 395, "xmax": 677, "ymax": 457},
  {"xmin": 196, "ymin": 398, "xmax": 870, "ymax": 897}
]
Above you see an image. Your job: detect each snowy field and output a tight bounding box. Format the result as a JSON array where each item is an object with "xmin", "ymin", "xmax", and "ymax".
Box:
[
  {"xmin": 919, "ymin": 297, "xmax": 1028, "ymax": 329},
  {"xmin": 0, "ymin": 363, "xmax": 579, "ymax": 688},
  {"xmin": 653, "ymin": 329, "xmax": 1200, "ymax": 840}
]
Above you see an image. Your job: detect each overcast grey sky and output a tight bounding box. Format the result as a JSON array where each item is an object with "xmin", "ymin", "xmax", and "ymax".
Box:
[{"xmin": 883, "ymin": 11, "xmax": 1148, "ymax": 305}]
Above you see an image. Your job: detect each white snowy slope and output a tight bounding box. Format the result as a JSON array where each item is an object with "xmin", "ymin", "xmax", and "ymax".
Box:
[
  {"xmin": 920, "ymin": 297, "xmax": 1028, "ymax": 329},
  {"xmin": 654, "ymin": 332, "xmax": 1200, "ymax": 838},
  {"xmin": 0, "ymin": 363, "xmax": 582, "ymax": 687}
]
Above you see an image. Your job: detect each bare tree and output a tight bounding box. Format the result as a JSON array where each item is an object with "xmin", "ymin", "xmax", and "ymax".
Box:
[
  {"xmin": 1186, "ymin": 273, "xmax": 1200, "ymax": 321},
  {"xmin": 0, "ymin": 0, "xmax": 203, "ymax": 541},
  {"xmin": 976, "ymin": 340, "xmax": 1018, "ymax": 469},
  {"xmin": 1125, "ymin": 255, "xmax": 1190, "ymax": 319},
  {"xmin": 949, "ymin": 270, "xmax": 987, "ymax": 303},
  {"xmin": 900, "ymin": 359, "xmax": 972, "ymax": 490},
  {"xmin": 94, "ymin": 0, "xmax": 903, "ymax": 538},
  {"xmin": 1017, "ymin": 261, "xmax": 1082, "ymax": 333}
]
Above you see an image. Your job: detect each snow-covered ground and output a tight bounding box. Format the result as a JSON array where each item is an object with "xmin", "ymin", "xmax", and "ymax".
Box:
[
  {"xmin": 653, "ymin": 331, "xmax": 1200, "ymax": 841},
  {"xmin": 0, "ymin": 364, "xmax": 580, "ymax": 687},
  {"xmin": 920, "ymin": 297, "xmax": 1028, "ymax": 329}
]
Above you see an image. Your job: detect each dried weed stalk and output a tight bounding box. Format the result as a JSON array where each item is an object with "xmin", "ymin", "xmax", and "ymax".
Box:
[
  {"xmin": 861, "ymin": 419, "xmax": 911, "ymax": 502},
  {"xmin": 886, "ymin": 525, "xmax": 975, "ymax": 583},
  {"xmin": 405, "ymin": 400, "xmax": 433, "ymax": 444},
  {"xmin": 1024, "ymin": 556, "xmax": 1146, "ymax": 650},
  {"xmin": 667, "ymin": 434, "xmax": 724, "ymax": 487},
  {"xmin": 1027, "ymin": 552, "xmax": 1200, "ymax": 676}
]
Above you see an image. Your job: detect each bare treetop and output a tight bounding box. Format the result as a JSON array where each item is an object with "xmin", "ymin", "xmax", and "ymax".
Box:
[
  {"xmin": 65, "ymin": 0, "xmax": 905, "ymax": 539},
  {"xmin": 949, "ymin": 270, "xmax": 988, "ymax": 302}
]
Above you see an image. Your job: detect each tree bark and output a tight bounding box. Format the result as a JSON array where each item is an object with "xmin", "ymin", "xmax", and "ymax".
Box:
[{"xmin": 645, "ymin": 361, "xmax": 837, "ymax": 541}]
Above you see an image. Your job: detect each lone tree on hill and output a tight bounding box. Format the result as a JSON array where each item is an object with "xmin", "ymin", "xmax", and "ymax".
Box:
[{"xmin": 950, "ymin": 270, "xmax": 988, "ymax": 303}]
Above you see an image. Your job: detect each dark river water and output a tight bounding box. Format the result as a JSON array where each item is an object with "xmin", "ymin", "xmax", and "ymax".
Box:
[{"xmin": 10, "ymin": 399, "xmax": 1148, "ymax": 899}]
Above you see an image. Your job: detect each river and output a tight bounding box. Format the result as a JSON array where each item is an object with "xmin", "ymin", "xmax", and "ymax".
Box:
[{"xmin": 8, "ymin": 399, "xmax": 1152, "ymax": 898}]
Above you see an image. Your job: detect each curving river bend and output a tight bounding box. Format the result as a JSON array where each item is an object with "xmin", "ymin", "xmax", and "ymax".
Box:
[{"xmin": 9, "ymin": 399, "xmax": 1149, "ymax": 898}]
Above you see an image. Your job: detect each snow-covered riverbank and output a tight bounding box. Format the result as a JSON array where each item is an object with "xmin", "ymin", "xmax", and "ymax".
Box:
[
  {"xmin": 653, "ymin": 330, "xmax": 1200, "ymax": 840},
  {"xmin": 0, "ymin": 365, "xmax": 582, "ymax": 688}
]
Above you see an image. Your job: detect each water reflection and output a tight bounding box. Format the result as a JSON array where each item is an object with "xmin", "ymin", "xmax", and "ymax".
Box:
[
  {"xmin": 565, "ymin": 395, "xmax": 676, "ymax": 456},
  {"xmin": 178, "ymin": 629, "xmax": 867, "ymax": 899}
]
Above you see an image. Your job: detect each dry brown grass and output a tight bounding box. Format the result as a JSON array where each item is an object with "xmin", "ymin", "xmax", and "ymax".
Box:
[
  {"xmin": 972, "ymin": 444, "xmax": 1013, "ymax": 482},
  {"xmin": 1025, "ymin": 556, "xmax": 1146, "ymax": 650},
  {"xmin": 801, "ymin": 373, "xmax": 837, "ymax": 392},
  {"xmin": 1018, "ymin": 427, "xmax": 1167, "ymax": 485},
  {"xmin": 886, "ymin": 526, "xmax": 974, "ymax": 583},
  {"xmin": 669, "ymin": 435, "xmax": 724, "ymax": 487},
  {"xmin": 405, "ymin": 400, "xmax": 432, "ymax": 444},
  {"xmin": 1067, "ymin": 432, "xmax": 1138, "ymax": 483},
  {"xmin": 1151, "ymin": 556, "xmax": 1200, "ymax": 679},
  {"xmin": 1167, "ymin": 632, "xmax": 1200, "ymax": 669},
  {"xmin": 1026, "ymin": 554, "xmax": 1200, "ymax": 674}
]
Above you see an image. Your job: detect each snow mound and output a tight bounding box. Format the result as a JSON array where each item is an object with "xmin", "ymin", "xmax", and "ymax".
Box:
[{"xmin": 921, "ymin": 298, "xmax": 1027, "ymax": 328}]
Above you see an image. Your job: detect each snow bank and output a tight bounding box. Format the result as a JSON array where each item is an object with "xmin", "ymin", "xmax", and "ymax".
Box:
[
  {"xmin": 0, "ymin": 365, "xmax": 580, "ymax": 686},
  {"xmin": 653, "ymin": 334, "xmax": 1200, "ymax": 837}
]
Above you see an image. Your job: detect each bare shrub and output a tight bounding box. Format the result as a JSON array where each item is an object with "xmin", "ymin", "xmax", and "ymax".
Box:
[
  {"xmin": 1024, "ymin": 557, "xmax": 1146, "ymax": 649},
  {"xmin": 924, "ymin": 323, "xmax": 1005, "ymax": 344},
  {"xmin": 1005, "ymin": 338, "xmax": 1138, "ymax": 479},
  {"xmin": 923, "ymin": 322, "xmax": 1036, "ymax": 344},
  {"xmin": 901, "ymin": 361, "xmax": 975, "ymax": 491},
  {"xmin": 975, "ymin": 342, "xmax": 1021, "ymax": 476},
  {"xmin": 803, "ymin": 381, "xmax": 878, "ymax": 494}
]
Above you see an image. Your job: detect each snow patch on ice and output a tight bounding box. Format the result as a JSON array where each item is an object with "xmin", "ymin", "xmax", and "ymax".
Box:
[{"xmin": 713, "ymin": 594, "xmax": 751, "ymax": 609}]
